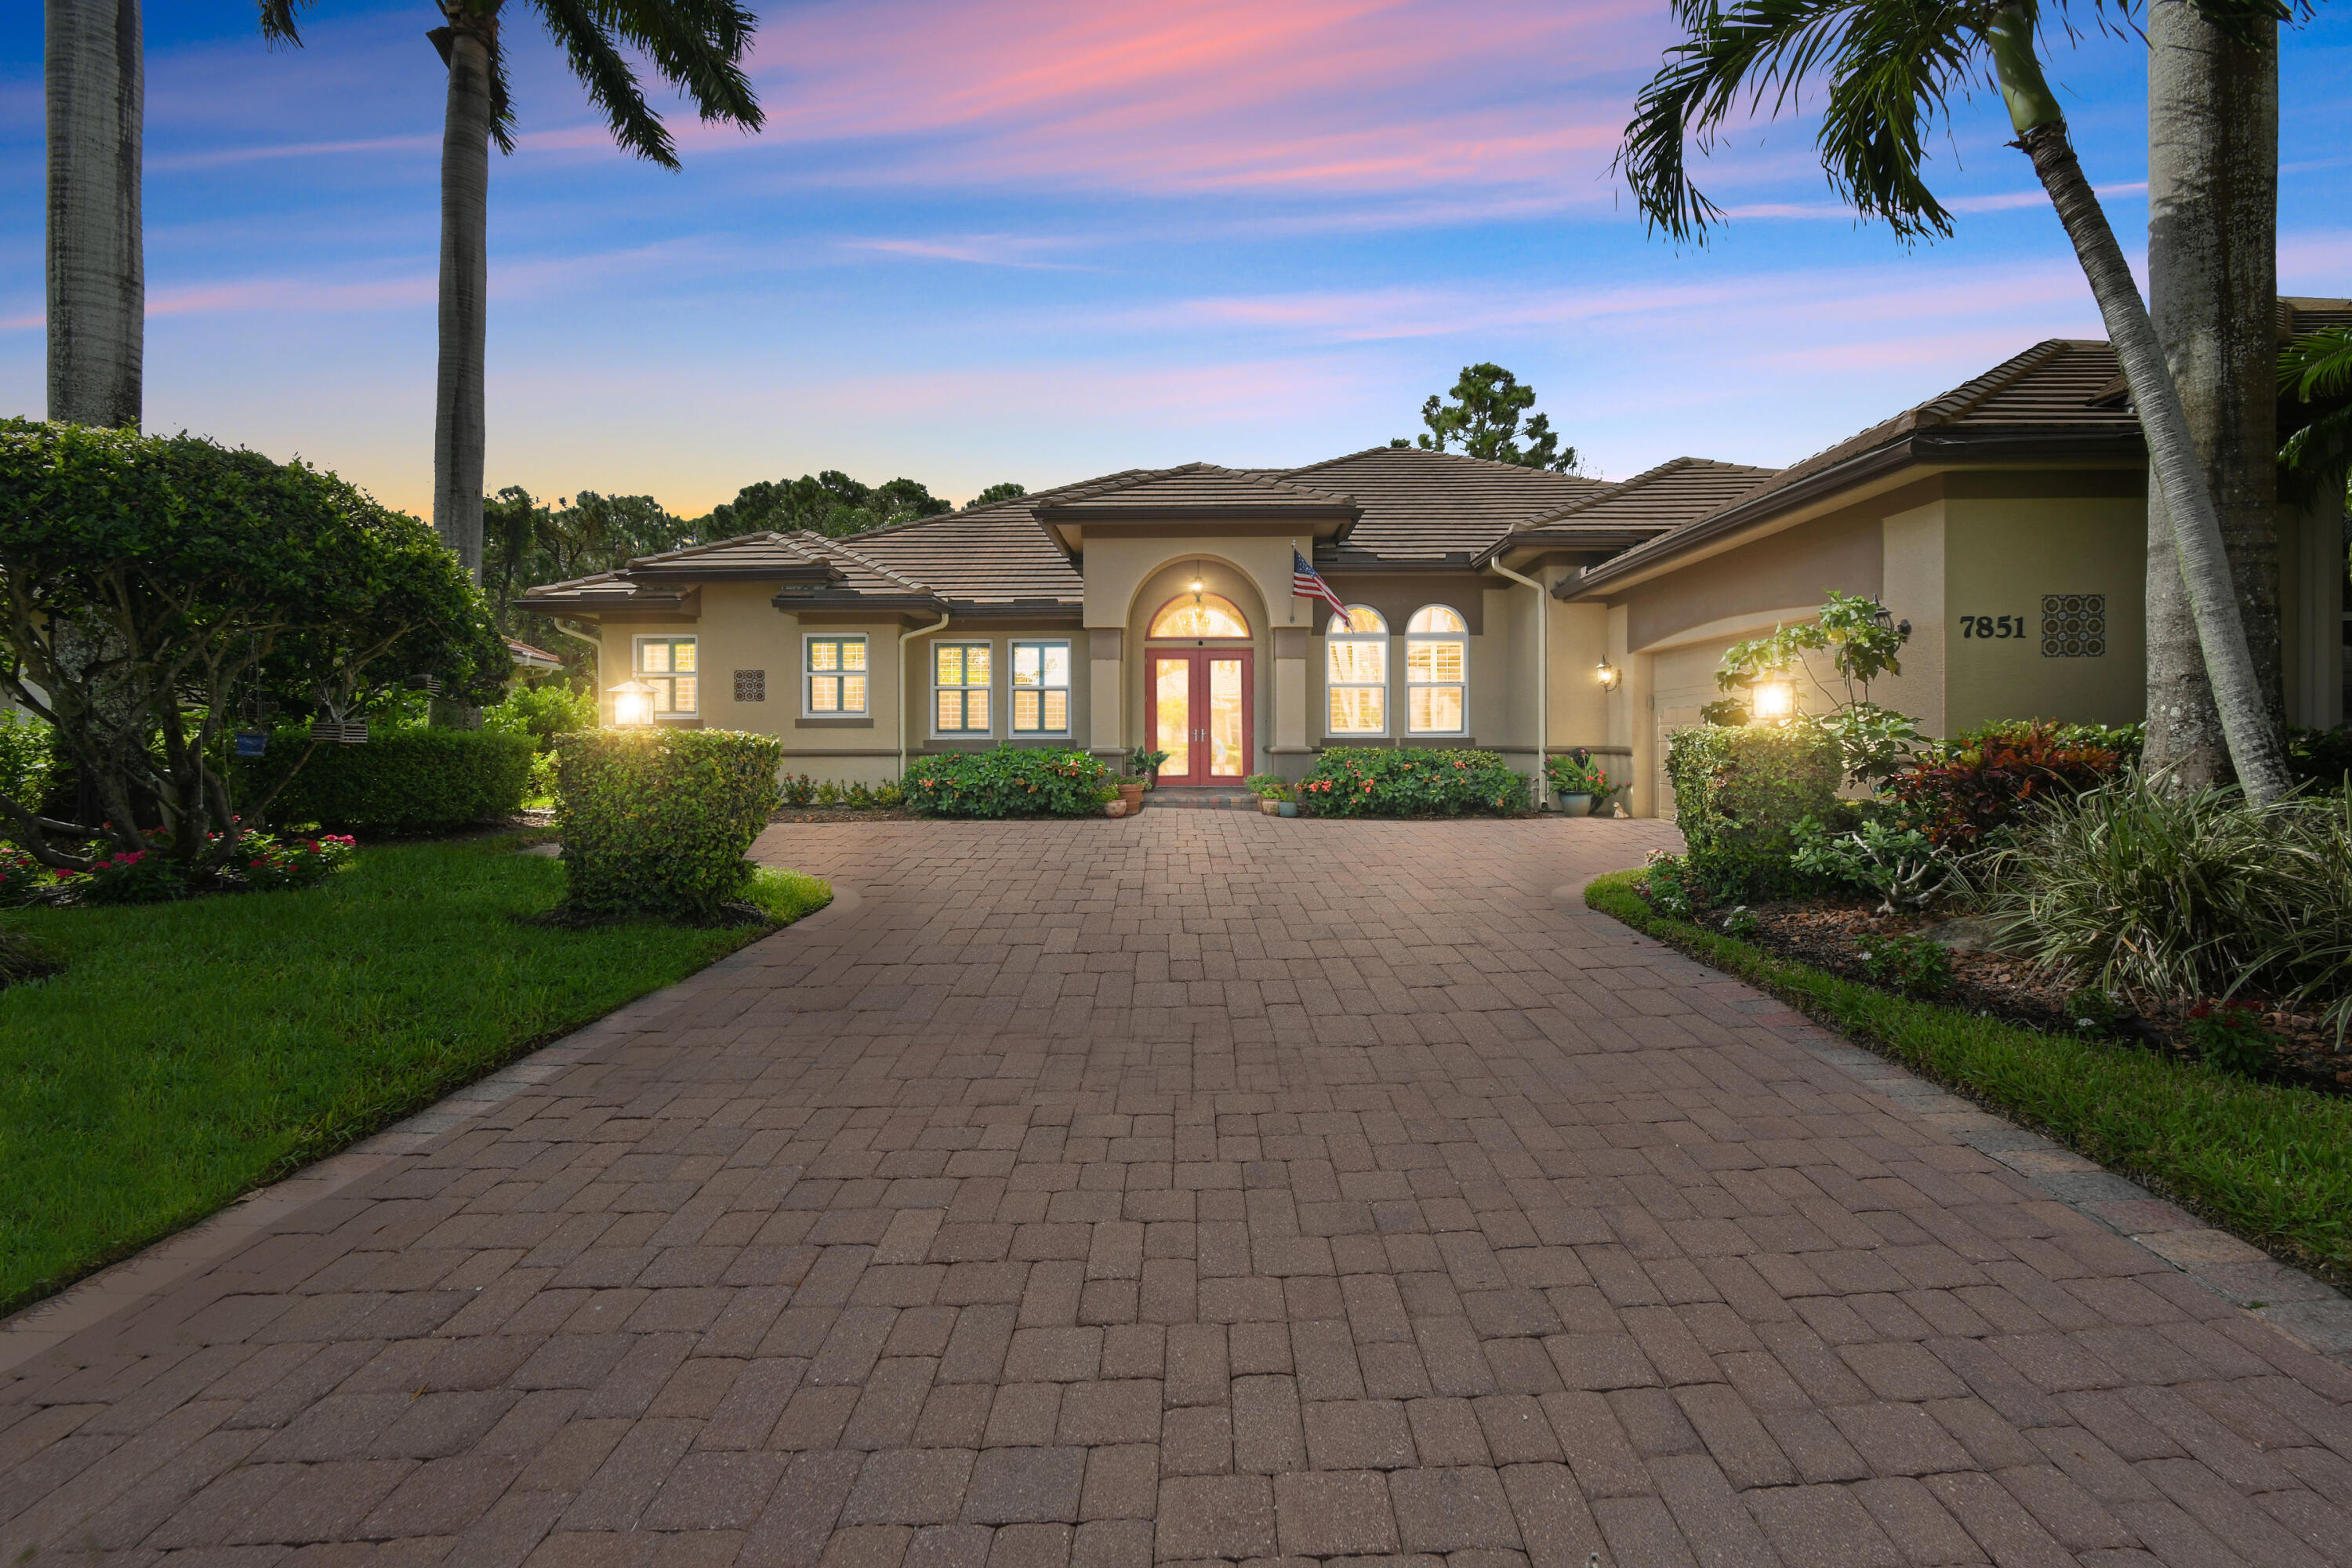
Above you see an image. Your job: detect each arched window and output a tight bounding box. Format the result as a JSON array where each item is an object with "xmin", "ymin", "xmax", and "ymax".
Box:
[
  {"xmin": 1327, "ymin": 604, "xmax": 1387, "ymax": 735},
  {"xmin": 1406, "ymin": 605, "xmax": 1467, "ymax": 734},
  {"xmin": 1149, "ymin": 593, "xmax": 1250, "ymax": 638}
]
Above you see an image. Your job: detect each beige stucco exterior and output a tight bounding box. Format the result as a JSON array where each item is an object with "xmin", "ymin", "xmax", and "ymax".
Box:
[{"xmin": 535, "ymin": 434, "xmax": 2346, "ymax": 818}]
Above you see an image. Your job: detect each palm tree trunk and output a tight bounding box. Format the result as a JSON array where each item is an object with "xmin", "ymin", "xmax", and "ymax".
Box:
[
  {"xmin": 1987, "ymin": 3, "xmax": 2291, "ymax": 804},
  {"xmin": 45, "ymin": 0, "xmax": 143, "ymax": 430},
  {"xmin": 2143, "ymin": 0, "xmax": 2281, "ymax": 785},
  {"xmin": 433, "ymin": 9, "xmax": 495, "ymax": 584}
]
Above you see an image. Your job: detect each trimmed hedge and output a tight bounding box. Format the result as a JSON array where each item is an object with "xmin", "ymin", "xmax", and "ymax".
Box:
[
  {"xmin": 905, "ymin": 746, "xmax": 1112, "ymax": 818},
  {"xmin": 1664, "ymin": 724, "xmax": 1842, "ymax": 896},
  {"xmin": 1300, "ymin": 747, "xmax": 1531, "ymax": 817},
  {"xmin": 248, "ymin": 727, "xmax": 535, "ymax": 833},
  {"xmin": 554, "ymin": 728, "xmax": 783, "ymax": 920}
]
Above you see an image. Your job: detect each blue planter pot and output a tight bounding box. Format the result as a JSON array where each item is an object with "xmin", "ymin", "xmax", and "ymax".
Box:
[
  {"xmin": 1278, "ymin": 801, "xmax": 1298, "ymax": 818},
  {"xmin": 1555, "ymin": 792, "xmax": 1595, "ymax": 817}
]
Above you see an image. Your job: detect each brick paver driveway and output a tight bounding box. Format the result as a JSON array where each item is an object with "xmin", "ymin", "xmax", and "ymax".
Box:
[{"xmin": 6, "ymin": 812, "xmax": 2352, "ymax": 1567}]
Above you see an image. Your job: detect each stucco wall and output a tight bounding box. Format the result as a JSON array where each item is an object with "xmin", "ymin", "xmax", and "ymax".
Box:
[{"xmin": 1938, "ymin": 476, "xmax": 2147, "ymax": 732}]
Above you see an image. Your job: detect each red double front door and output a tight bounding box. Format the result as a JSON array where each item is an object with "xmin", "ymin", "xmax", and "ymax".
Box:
[{"xmin": 1150, "ymin": 649, "xmax": 1252, "ymax": 785}]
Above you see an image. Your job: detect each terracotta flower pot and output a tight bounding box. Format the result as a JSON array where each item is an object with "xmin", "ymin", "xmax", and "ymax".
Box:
[{"xmin": 1116, "ymin": 782, "xmax": 1145, "ymax": 812}]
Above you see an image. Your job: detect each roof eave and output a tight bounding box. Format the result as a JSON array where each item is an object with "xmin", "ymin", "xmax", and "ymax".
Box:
[{"xmin": 1562, "ymin": 426, "xmax": 2143, "ymax": 600}]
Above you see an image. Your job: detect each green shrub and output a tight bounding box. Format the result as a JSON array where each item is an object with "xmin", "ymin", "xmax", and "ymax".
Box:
[
  {"xmin": 245, "ymin": 727, "xmax": 535, "ymax": 833},
  {"xmin": 1853, "ymin": 932, "xmax": 1952, "ymax": 997},
  {"xmin": 0, "ymin": 712, "xmax": 51, "ymax": 825},
  {"xmin": 484, "ymin": 682, "xmax": 597, "ymax": 747},
  {"xmin": 554, "ymin": 728, "xmax": 784, "ymax": 920},
  {"xmin": 1664, "ymin": 724, "xmax": 1843, "ymax": 896},
  {"xmin": 782, "ymin": 774, "xmax": 817, "ymax": 806},
  {"xmin": 1298, "ymin": 748, "xmax": 1530, "ymax": 817},
  {"xmin": 2185, "ymin": 1002, "xmax": 2279, "ymax": 1076},
  {"xmin": 1789, "ymin": 814, "xmax": 1953, "ymax": 913},
  {"xmin": 906, "ymin": 746, "xmax": 1113, "ymax": 818}
]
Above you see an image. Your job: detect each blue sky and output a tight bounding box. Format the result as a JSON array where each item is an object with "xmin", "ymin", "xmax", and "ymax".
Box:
[{"xmin": 2, "ymin": 0, "xmax": 2346, "ymax": 517}]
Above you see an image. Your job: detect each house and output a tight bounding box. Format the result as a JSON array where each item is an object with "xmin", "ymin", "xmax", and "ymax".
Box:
[{"xmin": 521, "ymin": 321, "xmax": 2349, "ymax": 818}]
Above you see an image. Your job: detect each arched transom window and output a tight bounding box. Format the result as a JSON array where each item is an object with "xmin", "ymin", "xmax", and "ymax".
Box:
[
  {"xmin": 1327, "ymin": 604, "xmax": 1387, "ymax": 735},
  {"xmin": 1149, "ymin": 593, "xmax": 1250, "ymax": 639},
  {"xmin": 1406, "ymin": 604, "xmax": 1467, "ymax": 734}
]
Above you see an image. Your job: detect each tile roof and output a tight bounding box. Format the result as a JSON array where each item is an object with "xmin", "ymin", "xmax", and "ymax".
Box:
[
  {"xmin": 1569, "ymin": 339, "xmax": 2144, "ymax": 595},
  {"xmin": 1494, "ymin": 457, "xmax": 1780, "ymax": 553},
  {"xmin": 1037, "ymin": 463, "xmax": 1357, "ymax": 513},
  {"xmin": 1283, "ymin": 446, "xmax": 1608, "ymax": 564}
]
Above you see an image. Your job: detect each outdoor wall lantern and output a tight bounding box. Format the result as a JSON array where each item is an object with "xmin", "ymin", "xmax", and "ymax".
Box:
[
  {"xmin": 1595, "ymin": 657, "xmax": 1620, "ymax": 691},
  {"xmin": 609, "ymin": 677, "xmax": 655, "ymax": 728},
  {"xmin": 1871, "ymin": 607, "xmax": 1913, "ymax": 637},
  {"xmin": 1751, "ymin": 678, "xmax": 1796, "ymax": 721}
]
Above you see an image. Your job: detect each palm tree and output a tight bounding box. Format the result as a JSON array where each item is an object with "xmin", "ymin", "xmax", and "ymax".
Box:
[
  {"xmin": 259, "ymin": 0, "xmax": 764, "ymax": 583},
  {"xmin": 1617, "ymin": 0, "xmax": 2294, "ymax": 802},
  {"xmin": 46, "ymin": 0, "xmax": 144, "ymax": 430},
  {"xmin": 2279, "ymin": 326, "xmax": 2352, "ymax": 510},
  {"xmin": 2143, "ymin": 0, "xmax": 2281, "ymax": 786}
]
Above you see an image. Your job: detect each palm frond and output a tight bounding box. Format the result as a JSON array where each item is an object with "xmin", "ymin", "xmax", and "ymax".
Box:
[
  {"xmin": 532, "ymin": 0, "xmax": 680, "ymax": 166},
  {"xmin": 600, "ymin": 0, "xmax": 764, "ymax": 130},
  {"xmin": 1616, "ymin": 0, "xmax": 1984, "ymax": 245},
  {"xmin": 2281, "ymin": 326, "xmax": 2352, "ymax": 403},
  {"xmin": 257, "ymin": 0, "xmax": 312, "ymax": 47}
]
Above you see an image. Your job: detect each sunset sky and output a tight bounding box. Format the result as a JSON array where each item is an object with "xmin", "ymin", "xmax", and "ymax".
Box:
[{"xmin": 2, "ymin": 1, "xmax": 2346, "ymax": 518}]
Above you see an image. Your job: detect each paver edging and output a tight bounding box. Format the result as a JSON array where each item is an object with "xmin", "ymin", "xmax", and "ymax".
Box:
[{"xmin": 1579, "ymin": 867, "xmax": 2352, "ymax": 1367}]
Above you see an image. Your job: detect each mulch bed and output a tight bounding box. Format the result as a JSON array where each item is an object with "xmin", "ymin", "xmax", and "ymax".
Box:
[
  {"xmin": 769, "ymin": 806, "xmax": 923, "ymax": 823},
  {"xmin": 1685, "ymin": 894, "xmax": 2352, "ymax": 1095}
]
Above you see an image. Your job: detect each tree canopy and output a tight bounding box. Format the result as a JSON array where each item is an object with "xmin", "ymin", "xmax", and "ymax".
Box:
[
  {"xmin": 967, "ymin": 481, "xmax": 1029, "ymax": 509},
  {"xmin": 1397, "ymin": 365, "xmax": 1582, "ymax": 474},
  {"xmin": 0, "ymin": 420, "xmax": 506, "ymax": 872},
  {"xmin": 704, "ymin": 470, "xmax": 953, "ymax": 538}
]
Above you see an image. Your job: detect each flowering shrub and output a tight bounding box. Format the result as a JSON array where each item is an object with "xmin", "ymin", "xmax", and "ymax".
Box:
[
  {"xmin": 238, "ymin": 832, "xmax": 356, "ymax": 891},
  {"xmin": 60, "ymin": 847, "xmax": 190, "ymax": 906},
  {"xmin": 2184, "ymin": 1001, "xmax": 2278, "ymax": 1076},
  {"xmin": 1544, "ymin": 748, "xmax": 1613, "ymax": 800},
  {"xmin": 905, "ymin": 746, "xmax": 1113, "ymax": 818},
  {"xmin": 0, "ymin": 845, "xmax": 49, "ymax": 906},
  {"xmin": 1298, "ymin": 748, "xmax": 1530, "ymax": 818},
  {"xmin": 1885, "ymin": 720, "xmax": 2132, "ymax": 850}
]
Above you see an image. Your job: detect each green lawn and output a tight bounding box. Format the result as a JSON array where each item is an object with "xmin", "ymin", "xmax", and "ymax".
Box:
[
  {"xmin": 0, "ymin": 839, "xmax": 828, "ymax": 1316},
  {"xmin": 1587, "ymin": 868, "xmax": 2352, "ymax": 1290}
]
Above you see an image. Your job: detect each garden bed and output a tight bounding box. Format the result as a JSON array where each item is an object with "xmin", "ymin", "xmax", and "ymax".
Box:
[
  {"xmin": 771, "ymin": 804, "xmax": 923, "ymax": 823},
  {"xmin": 0, "ymin": 834, "xmax": 829, "ymax": 1316},
  {"xmin": 1588, "ymin": 868, "xmax": 2352, "ymax": 1290},
  {"xmin": 1698, "ymin": 895, "xmax": 2352, "ymax": 1094}
]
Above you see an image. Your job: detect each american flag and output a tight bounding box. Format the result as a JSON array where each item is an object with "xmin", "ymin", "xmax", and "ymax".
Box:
[{"xmin": 1293, "ymin": 550, "xmax": 1348, "ymax": 621}]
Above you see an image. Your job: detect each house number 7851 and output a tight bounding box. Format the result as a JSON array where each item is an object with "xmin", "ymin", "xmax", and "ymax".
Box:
[{"xmin": 1958, "ymin": 615, "xmax": 2026, "ymax": 639}]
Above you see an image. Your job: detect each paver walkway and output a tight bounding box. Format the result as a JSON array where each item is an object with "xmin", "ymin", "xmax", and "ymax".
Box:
[{"xmin": 5, "ymin": 812, "xmax": 2352, "ymax": 1568}]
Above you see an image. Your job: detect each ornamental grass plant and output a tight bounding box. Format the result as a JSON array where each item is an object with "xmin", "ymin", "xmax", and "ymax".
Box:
[{"xmin": 1980, "ymin": 770, "xmax": 2352, "ymax": 1036}]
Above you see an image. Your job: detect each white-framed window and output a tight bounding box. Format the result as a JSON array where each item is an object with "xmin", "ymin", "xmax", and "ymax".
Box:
[
  {"xmin": 1011, "ymin": 641, "xmax": 1073, "ymax": 735},
  {"xmin": 1406, "ymin": 605, "xmax": 1467, "ymax": 734},
  {"xmin": 635, "ymin": 635, "xmax": 699, "ymax": 717},
  {"xmin": 934, "ymin": 642, "xmax": 993, "ymax": 735},
  {"xmin": 804, "ymin": 634, "xmax": 869, "ymax": 715},
  {"xmin": 1326, "ymin": 604, "xmax": 1387, "ymax": 735}
]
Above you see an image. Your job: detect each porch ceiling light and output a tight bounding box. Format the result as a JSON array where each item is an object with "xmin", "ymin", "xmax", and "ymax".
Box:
[
  {"xmin": 1751, "ymin": 678, "xmax": 1795, "ymax": 721},
  {"xmin": 1595, "ymin": 657, "xmax": 1620, "ymax": 691},
  {"xmin": 608, "ymin": 677, "xmax": 655, "ymax": 728}
]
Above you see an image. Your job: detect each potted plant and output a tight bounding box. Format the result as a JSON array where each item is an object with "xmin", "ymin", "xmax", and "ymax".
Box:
[
  {"xmin": 1245, "ymin": 775, "xmax": 1297, "ymax": 816},
  {"xmin": 1545, "ymin": 749, "xmax": 1612, "ymax": 817},
  {"xmin": 1125, "ymin": 746, "xmax": 1171, "ymax": 804}
]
